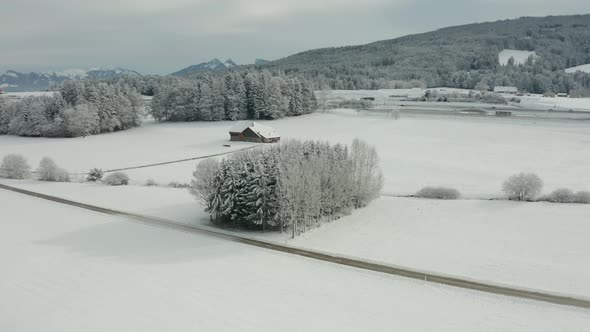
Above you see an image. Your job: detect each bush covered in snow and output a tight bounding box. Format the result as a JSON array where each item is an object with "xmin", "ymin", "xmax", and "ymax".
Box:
[
  {"xmin": 415, "ymin": 186, "xmax": 460, "ymax": 200},
  {"xmin": 0, "ymin": 154, "xmax": 31, "ymax": 179},
  {"xmin": 145, "ymin": 179, "xmax": 158, "ymax": 186},
  {"xmin": 502, "ymin": 172, "xmax": 543, "ymax": 201},
  {"xmin": 36, "ymin": 157, "xmax": 70, "ymax": 182},
  {"xmin": 168, "ymin": 181, "xmax": 191, "ymax": 189},
  {"xmin": 86, "ymin": 168, "xmax": 104, "ymax": 182},
  {"xmin": 540, "ymin": 189, "xmax": 590, "ymax": 204},
  {"xmin": 574, "ymin": 191, "xmax": 590, "ymax": 204},
  {"xmin": 543, "ymin": 188, "xmax": 576, "ymax": 203},
  {"xmin": 103, "ymin": 172, "xmax": 130, "ymax": 186},
  {"xmin": 192, "ymin": 139, "xmax": 383, "ymax": 236}
]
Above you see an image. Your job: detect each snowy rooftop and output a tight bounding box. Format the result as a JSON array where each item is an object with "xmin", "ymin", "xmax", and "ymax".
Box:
[{"xmin": 229, "ymin": 121, "xmax": 279, "ymax": 138}]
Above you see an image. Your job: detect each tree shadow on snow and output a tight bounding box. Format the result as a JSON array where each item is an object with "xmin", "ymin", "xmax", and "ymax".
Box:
[{"xmin": 36, "ymin": 217, "xmax": 246, "ymax": 265}]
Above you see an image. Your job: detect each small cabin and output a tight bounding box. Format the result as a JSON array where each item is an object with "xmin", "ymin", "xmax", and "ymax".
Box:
[
  {"xmin": 229, "ymin": 121, "xmax": 280, "ymax": 143},
  {"xmin": 493, "ymin": 86, "xmax": 518, "ymax": 94},
  {"xmin": 495, "ymin": 110, "xmax": 512, "ymax": 117}
]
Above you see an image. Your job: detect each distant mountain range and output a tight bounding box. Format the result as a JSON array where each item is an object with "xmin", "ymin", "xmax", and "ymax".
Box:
[
  {"xmin": 172, "ymin": 59, "xmax": 238, "ymax": 76},
  {"xmin": 0, "ymin": 67, "xmax": 141, "ymax": 92}
]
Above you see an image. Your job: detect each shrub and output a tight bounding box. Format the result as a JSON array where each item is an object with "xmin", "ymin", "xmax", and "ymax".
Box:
[
  {"xmin": 145, "ymin": 178, "xmax": 158, "ymax": 186},
  {"xmin": 36, "ymin": 157, "xmax": 69, "ymax": 182},
  {"xmin": 103, "ymin": 172, "xmax": 129, "ymax": 186},
  {"xmin": 86, "ymin": 168, "xmax": 104, "ymax": 182},
  {"xmin": 544, "ymin": 188, "xmax": 576, "ymax": 203},
  {"xmin": 415, "ymin": 186, "xmax": 460, "ymax": 200},
  {"xmin": 169, "ymin": 181, "xmax": 191, "ymax": 189},
  {"xmin": 502, "ymin": 172, "xmax": 543, "ymax": 201},
  {"xmin": 0, "ymin": 154, "xmax": 31, "ymax": 179},
  {"xmin": 574, "ymin": 191, "xmax": 590, "ymax": 204}
]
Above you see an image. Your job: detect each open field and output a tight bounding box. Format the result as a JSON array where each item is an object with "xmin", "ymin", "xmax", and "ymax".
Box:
[
  {"xmin": 4, "ymin": 190, "xmax": 590, "ymax": 331},
  {"xmin": 2, "ymin": 179, "xmax": 590, "ymax": 299},
  {"xmin": 2, "ymin": 109, "xmax": 589, "ymax": 197}
]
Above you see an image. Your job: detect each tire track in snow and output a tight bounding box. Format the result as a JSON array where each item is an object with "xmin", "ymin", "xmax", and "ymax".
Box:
[
  {"xmin": 1, "ymin": 182, "xmax": 590, "ymax": 311},
  {"xmin": 102, "ymin": 145, "xmax": 259, "ymax": 173}
]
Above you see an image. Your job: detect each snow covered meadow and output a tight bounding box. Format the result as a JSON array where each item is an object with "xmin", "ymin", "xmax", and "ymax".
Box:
[
  {"xmin": 3, "ymin": 190, "xmax": 590, "ymax": 331},
  {"xmin": 3, "ymin": 107, "xmax": 589, "ymax": 197}
]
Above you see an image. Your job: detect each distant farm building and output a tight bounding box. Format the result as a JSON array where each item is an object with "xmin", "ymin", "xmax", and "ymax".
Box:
[
  {"xmin": 493, "ymin": 86, "xmax": 518, "ymax": 94},
  {"xmin": 495, "ymin": 110, "xmax": 512, "ymax": 117},
  {"xmin": 229, "ymin": 121, "xmax": 280, "ymax": 143}
]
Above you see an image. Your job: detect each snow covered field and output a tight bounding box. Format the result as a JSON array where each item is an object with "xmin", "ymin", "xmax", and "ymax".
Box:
[
  {"xmin": 499, "ymin": 49, "xmax": 536, "ymax": 65},
  {"xmin": 3, "ymin": 179, "xmax": 590, "ymax": 299},
  {"xmin": 566, "ymin": 63, "xmax": 590, "ymax": 74},
  {"xmin": 1, "ymin": 109, "xmax": 590, "ymax": 197},
  {"xmin": 5, "ymin": 190, "xmax": 590, "ymax": 331}
]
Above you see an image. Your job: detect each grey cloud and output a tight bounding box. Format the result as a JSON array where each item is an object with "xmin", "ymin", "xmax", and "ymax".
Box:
[{"xmin": 1, "ymin": 0, "xmax": 589, "ymax": 74}]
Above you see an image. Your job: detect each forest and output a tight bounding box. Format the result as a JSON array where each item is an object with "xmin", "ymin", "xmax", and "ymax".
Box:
[
  {"xmin": 234, "ymin": 15, "xmax": 590, "ymax": 94},
  {"xmin": 149, "ymin": 71, "xmax": 317, "ymax": 121},
  {"xmin": 190, "ymin": 139, "xmax": 383, "ymax": 237}
]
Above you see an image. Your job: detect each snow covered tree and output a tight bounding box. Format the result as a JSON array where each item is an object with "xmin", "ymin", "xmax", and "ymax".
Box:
[
  {"xmin": 502, "ymin": 172, "xmax": 543, "ymax": 201},
  {"xmin": 0, "ymin": 154, "xmax": 31, "ymax": 179},
  {"xmin": 61, "ymin": 104, "xmax": 100, "ymax": 138}
]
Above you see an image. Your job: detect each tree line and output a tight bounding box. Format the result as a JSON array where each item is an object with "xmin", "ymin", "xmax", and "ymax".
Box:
[
  {"xmin": 190, "ymin": 139, "xmax": 383, "ymax": 237},
  {"xmin": 0, "ymin": 80, "xmax": 143, "ymax": 137},
  {"xmin": 149, "ymin": 70, "xmax": 317, "ymax": 122}
]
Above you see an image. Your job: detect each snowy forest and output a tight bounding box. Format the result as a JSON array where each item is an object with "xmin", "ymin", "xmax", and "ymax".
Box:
[
  {"xmin": 190, "ymin": 139, "xmax": 383, "ymax": 236},
  {"xmin": 0, "ymin": 81, "xmax": 142, "ymax": 137},
  {"xmin": 251, "ymin": 15, "xmax": 590, "ymax": 94},
  {"xmin": 149, "ymin": 71, "xmax": 317, "ymax": 121}
]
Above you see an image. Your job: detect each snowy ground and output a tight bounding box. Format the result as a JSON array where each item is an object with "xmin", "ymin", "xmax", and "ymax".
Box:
[
  {"xmin": 1, "ymin": 109, "xmax": 590, "ymax": 197},
  {"xmin": 498, "ymin": 49, "xmax": 536, "ymax": 66},
  {"xmin": 2, "ymin": 179, "xmax": 590, "ymax": 299},
  {"xmin": 4, "ymin": 190, "xmax": 590, "ymax": 331},
  {"xmin": 566, "ymin": 63, "xmax": 590, "ymax": 74}
]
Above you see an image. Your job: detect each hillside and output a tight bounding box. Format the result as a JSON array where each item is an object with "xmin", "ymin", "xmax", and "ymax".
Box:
[{"xmin": 255, "ymin": 15, "xmax": 590, "ymax": 93}]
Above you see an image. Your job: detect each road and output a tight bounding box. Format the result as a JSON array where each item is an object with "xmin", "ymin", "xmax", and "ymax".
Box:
[{"xmin": 1, "ymin": 182, "xmax": 589, "ymax": 310}]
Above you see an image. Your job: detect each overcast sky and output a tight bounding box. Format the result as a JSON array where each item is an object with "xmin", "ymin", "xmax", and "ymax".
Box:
[{"xmin": 1, "ymin": 0, "xmax": 589, "ymax": 74}]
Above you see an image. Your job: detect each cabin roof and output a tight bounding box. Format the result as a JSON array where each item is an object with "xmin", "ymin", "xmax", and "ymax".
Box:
[{"xmin": 229, "ymin": 121, "xmax": 279, "ymax": 138}]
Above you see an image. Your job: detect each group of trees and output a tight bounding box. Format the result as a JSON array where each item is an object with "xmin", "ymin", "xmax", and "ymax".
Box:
[
  {"xmin": 150, "ymin": 71, "xmax": 317, "ymax": 122},
  {"xmin": 190, "ymin": 139, "xmax": 383, "ymax": 237},
  {"xmin": 0, "ymin": 80, "xmax": 143, "ymax": 137}
]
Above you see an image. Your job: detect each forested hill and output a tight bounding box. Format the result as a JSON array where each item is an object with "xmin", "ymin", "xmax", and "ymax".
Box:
[{"xmin": 256, "ymin": 15, "xmax": 590, "ymax": 93}]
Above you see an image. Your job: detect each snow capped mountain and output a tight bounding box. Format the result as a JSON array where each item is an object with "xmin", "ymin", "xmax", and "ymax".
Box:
[
  {"xmin": 0, "ymin": 67, "xmax": 141, "ymax": 92},
  {"xmin": 86, "ymin": 67, "xmax": 142, "ymax": 79},
  {"xmin": 224, "ymin": 59, "xmax": 237, "ymax": 68},
  {"xmin": 172, "ymin": 58, "xmax": 239, "ymax": 76}
]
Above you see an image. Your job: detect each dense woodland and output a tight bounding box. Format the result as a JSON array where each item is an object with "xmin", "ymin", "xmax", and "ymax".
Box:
[
  {"xmin": 0, "ymin": 81, "xmax": 142, "ymax": 137},
  {"xmin": 230, "ymin": 15, "xmax": 590, "ymax": 94},
  {"xmin": 191, "ymin": 139, "xmax": 383, "ymax": 236},
  {"xmin": 149, "ymin": 71, "xmax": 317, "ymax": 121}
]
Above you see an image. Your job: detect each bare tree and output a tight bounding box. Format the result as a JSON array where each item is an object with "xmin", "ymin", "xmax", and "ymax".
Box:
[
  {"xmin": 316, "ymin": 83, "xmax": 332, "ymax": 112},
  {"xmin": 189, "ymin": 159, "xmax": 219, "ymax": 205},
  {"xmin": 0, "ymin": 154, "xmax": 31, "ymax": 179},
  {"xmin": 502, "ymin": 172, "xmax": 543, "ymax": 201}
]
